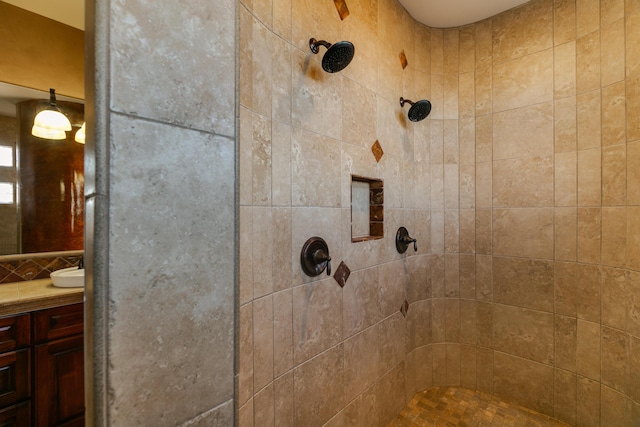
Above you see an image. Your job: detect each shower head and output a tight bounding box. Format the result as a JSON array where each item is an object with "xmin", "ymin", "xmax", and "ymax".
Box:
[
  {"xmin": 400, "ymin": 97, "xmax": 432, "ymax": 122},
  {"xmin": 309, "ymin": 38, "xmax": 355, "ymax": 73}
]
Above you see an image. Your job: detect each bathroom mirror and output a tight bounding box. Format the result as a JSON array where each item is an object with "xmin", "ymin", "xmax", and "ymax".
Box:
[
  {"xmin": 0, "ymin": 0, "xmax": 85, "ymax": 257},
  {"xmin": 0, "ymin": 83, "xmax": 85, "ymax": 256},
  {"xmin": 351, "ymin": 175, "xmax": 384, "ymax": 242}
]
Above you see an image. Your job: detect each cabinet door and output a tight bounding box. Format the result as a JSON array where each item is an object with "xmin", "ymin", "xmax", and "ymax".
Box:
[
  {"xmin": 34, "ymin": 335, "xmax": 84, "ymax": 427},
  {"xmin": 0, "ymin": 401, "xmax": 30, "ymax": 427},
  {"xmin": 0, "ymin": 314, "xmax": 30, "ymax": 353},
  {"xmin": 0, "ymin": 349, "xmax": 30, "ymax": 408}
]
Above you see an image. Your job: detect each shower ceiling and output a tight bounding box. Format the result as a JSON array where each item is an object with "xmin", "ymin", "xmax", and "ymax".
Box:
[
  {"xmin": 398, "ymin": 0, "xmax": 531, "ymax": 28},
  {"xmin": 4, "ymin": 0, "xmax": 530, "ymax": 31}
]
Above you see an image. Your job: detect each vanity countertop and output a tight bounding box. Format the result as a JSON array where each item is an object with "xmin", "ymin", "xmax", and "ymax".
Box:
[{"xmin": 0, "ymin": 278, "xmax": 84, "ymax": 316}]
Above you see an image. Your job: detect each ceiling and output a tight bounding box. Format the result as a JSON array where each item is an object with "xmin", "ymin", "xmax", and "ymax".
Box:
[
  {"xmin": 398, "ymin": 0, "xmax": 531, "ymax": 28},
  {"xmin": 3, "ymin": 0, "xmax": 530, "ymax": 31}
]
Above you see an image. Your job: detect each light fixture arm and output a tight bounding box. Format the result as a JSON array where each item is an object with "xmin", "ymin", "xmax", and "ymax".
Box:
[{"xmin": 48, "ymin": 88, "xmax": 58, "ymax": 107}]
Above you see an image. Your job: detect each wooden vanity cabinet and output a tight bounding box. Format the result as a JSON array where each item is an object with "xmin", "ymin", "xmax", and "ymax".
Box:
[
  {"xmin": 33, "ymin": 303, "xmax": 85, "ymax": 427},
  {"xmin": 0, "ymin": 303, "xmax": 84, "ymax": 427},
  {"xmin": 0, "ymin": 401, "xmax": 31, "ymax": 426},
  {"xmin": 0, "ymin": 313, "xmax": 31, "ymax": 426}
]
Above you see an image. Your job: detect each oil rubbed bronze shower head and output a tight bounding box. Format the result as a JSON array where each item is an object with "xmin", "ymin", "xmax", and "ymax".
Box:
[
  {"xmin": 400, "ymin": 97, "xmax": 432, "ymax": 122},
  {"xmin": 309, "ymin": 38, "xmax": 355, "ymax": 73}
]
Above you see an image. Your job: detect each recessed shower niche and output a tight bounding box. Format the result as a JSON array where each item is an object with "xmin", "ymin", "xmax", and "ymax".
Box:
[{"xmin": 350, "ymin": 175, "xmax": 383, "ymax": 242}]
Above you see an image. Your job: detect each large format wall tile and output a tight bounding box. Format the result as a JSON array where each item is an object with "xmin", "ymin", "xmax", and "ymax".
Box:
[
  {"xmin": 291, "ymin": 50, "xmax": 343, "ymax": 141},
  {"xmin": 492, "ymin": 0, "xmax": 553, "ymax": 64},
  {"xmin": 291, "ymin": 127, "xmax": 342, "ymax": 208},
  {"xmin": 492, "ymin": 304, "xmax": 554, "ymax": 364},
  {"xmin": 293, "ymin": 345, "xmax": 345, "ymax": 427},
  {"xmin": 576, "ymin": 31, "xmax": 601, "ymax": 95},
  {"xmin": 493, "ymin": 351, "xmax": 554, "ymax": 415},
  {"xmin": 554, "ymin": 315, "xmax": 577, "ymax": 372},
  {"xmin": 107, "ymin": 116, "xmax": 235, "ymax": 425},
  {"xmin": 492, "ymin": 102, "xmax": 554, "ymax": 159},
  {"xmin": 576, "ymin": 0, "xmax": 600, "ymax": 38},
  {"xmin": 493, "ymin": 208, "xmax": 554, "ymax": 259},
  {"xmin": 492, "ymin": 156, "xmax": 553, "ymax": 207},
  {"xmin": 554, "ymin": 41, "xmax": 576, "ymax": 98},
  {"xmin": 493, "ymin": 256, "xmax": 554, "ymax": 311},
  {"xmin": 554, "ymin": 369, "xmax": 577, "ymax": 425},
  {"xmin": 343, "ymin": 267, "xmax": 383, "ymax": 338},
  {"xmin": 554, "ymin": 96, "xmax": 577, "ymax": 153},
  {"xmin": 253, "ymin": 295, "xmax": 274, "ymax": 391},
  {"xmin": 110, "ymin": 0, "xmax": 235, "ymax": 135},
  {"xmin": 292, "ymin": 278, "xmax": 343, "ymax": 364},
  {"xmin": 492, "ymin": 49, "xmax": 553, "ymax": 112}
]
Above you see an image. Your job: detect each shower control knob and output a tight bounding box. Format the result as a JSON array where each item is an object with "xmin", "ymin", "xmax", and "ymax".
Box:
[
  {"xmin": 396, "ymin": 227, "xmax": 417, "ymax": 254},
  {"xmin": 313, "ymin": 249, "xmax": 331, "ymax": 276}
]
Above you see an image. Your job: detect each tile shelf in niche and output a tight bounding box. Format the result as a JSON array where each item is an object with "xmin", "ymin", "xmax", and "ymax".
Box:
[{"xmin": 350, "ymin": 175, "xmax": 383, "ymax": 243}]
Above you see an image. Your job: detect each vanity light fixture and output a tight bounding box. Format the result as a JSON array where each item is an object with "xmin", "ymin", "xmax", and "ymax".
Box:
[
  {"xmin": 74, "ymin": 122, "xmax": 86, "ymax": 144},
  {"xmin": 31, "ymin": 88, "xmax": 72, "ymax": 140}
]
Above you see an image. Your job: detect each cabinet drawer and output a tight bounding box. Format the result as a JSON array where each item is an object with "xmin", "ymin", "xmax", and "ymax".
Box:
[
  {"xmin": 0, "ymin": 314, "xmax": 30, "ymax": 353},
  {"xmin": 34, "ymin": 303, "xmax": 84, "ymax": 343},
  {"xmin": 0, "ymin": 401, "xmax": 31, "ymax": 427},
  {"xmin": 0, "ymin": 349, "xmax": 30, "ymax": 408}
]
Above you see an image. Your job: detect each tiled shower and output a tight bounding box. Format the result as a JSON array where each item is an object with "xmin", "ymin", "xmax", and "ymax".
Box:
[{"xmin": 238, "ymin": 0, "xmax": 640, "ymax": 426}]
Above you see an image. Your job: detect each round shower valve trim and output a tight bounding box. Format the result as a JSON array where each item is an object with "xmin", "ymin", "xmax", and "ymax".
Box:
[{"xmin": 300, "ymin": 237, "xmax": 332, "ymax": 277}]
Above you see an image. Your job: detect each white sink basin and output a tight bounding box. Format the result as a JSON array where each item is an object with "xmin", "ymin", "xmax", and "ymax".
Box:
[{"xmin": 50, "ymin": 267, "xmax": 85, "ymax": 288}]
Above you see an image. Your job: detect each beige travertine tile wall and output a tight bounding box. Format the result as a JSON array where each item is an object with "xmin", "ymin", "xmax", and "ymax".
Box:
[
  {"xmin": 87, "ymin": 0, "xmax": 236, "ymax": 424},
  {"xmin": 239, "ymin": 0, "xmax": 640, "ymax": 426},
  {"xmin": 239, "ymin": 0, "xmax": 435, "ymax": 425}
]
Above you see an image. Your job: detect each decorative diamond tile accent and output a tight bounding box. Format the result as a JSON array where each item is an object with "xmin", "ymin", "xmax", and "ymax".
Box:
[
  {"xmin": 333, "ymin": 261, "xmax": 351, "ymax": 288},
  {"xmin": 399, "ymin": 50, "xmax": 408, "ymax": 69},
  {"xmin": 333, "ymin": 0, "xmax": 350, "ymax": 20},
  {"xmin": 371, "ymin": 140, "xmax": 384, "ymax": 163},
  {"xmin": 400, "ymin": 300, "xmax": 409, "ymax": 317}
]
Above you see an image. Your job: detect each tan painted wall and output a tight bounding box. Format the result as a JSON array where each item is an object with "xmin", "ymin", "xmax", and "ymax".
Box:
[{"xmin": 0, "ymin": 1, "xmax": 84, "ymax": 99}]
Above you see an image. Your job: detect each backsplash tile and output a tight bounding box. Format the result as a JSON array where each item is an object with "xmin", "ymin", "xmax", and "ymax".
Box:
[{"xmin": 0, "ymin": 255, "xmax": 80, "ymax": 284}]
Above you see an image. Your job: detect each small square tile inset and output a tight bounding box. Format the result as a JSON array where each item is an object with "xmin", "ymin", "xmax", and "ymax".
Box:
[
  {"xmin": 333, "ymin": 261, "xmax": 351, "ymax": 288},
  {"xmin": 371, "ymin": 140, "xmax": 384, "ymax": 163},
  {"xmin": 399, "ymin": 50, "xmax": 408, "ymax": 69},
  {"xmin": 400, "ymin": 300, "xmax": 409, "ymax": 317},
  {"xmin": 333, "ymin": 0, "xmax": 350, "ymax": 20}
]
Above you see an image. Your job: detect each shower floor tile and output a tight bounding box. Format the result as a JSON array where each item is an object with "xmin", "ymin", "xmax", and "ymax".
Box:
[{"xmin": 388, "ymin": 386, "xmax": 570, "ymax": 427}]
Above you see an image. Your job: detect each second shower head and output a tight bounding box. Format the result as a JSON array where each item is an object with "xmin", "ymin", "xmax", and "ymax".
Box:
[
  {"xmin": 309, "ymin": 38, "xmax": 355, "ymax": 73},
  {"xmin": 400, "ymin": 97, "xmax": 432, "ymax": 122}
]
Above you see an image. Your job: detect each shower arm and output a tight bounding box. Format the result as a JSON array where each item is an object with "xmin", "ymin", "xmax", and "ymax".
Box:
[
  {"xmin": 309, "ymin": 38, "xmax": 332, "ymax": 54},
  {"xmin": 399, "ymin": 97, "xmax": 415, "ymax": 107}
]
